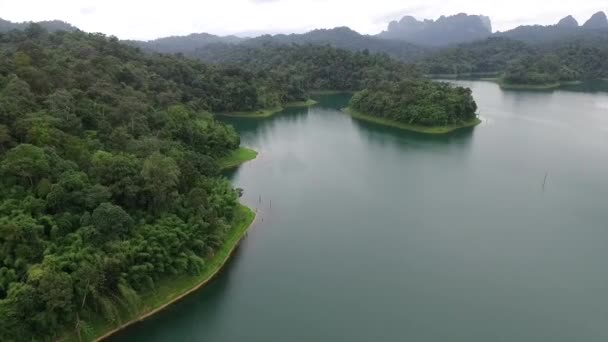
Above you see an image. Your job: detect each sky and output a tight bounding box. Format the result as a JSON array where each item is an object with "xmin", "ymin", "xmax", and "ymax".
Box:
[{"xmin": 0, "ymin": 0, "xmax": 606, "ymax": 40}]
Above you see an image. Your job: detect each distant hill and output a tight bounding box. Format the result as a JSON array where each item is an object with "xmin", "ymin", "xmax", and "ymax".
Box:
[
  {"xmin": 378, "ymin": 13, "xmax": 492, "ymax": 46},
  {"xmin": 130, "ymin": 27, "xmax": 428, "ymax": 62},
  {"xmin": 0, "ymin": 18, "xmax": 78, "ymax": 32},
  {"xmin": 496, "ymin": 12, "xmax": 608, "ymax": 43},
  {"xmin": 126, "ymin": 33, "xmax": 244, "ymax": 54},
  {"xmin": 240, "ymin": 27, "xmax": 428, "ymax": 62}
]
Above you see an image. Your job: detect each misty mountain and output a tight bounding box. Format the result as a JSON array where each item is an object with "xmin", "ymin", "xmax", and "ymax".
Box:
[
  {"xmin": 0, "ymin": 18, "xmax": 77, "ymax": 33},
  {"xmin": 377, "ymin": 13, "xmax": 492, "ymax": 46},
  {"xmin": 240, "ymin": 27, "xmax": 428, "ymax": 62},
  {"xmin": 583, "ymin": 11, "xmax": 608, "ymax": 29},
  {"xmin": 496, "ymin": 12, "xmax": 608, "ymax": 43},
  {"xmin": 126, "ymin": 33, "xmax": 244, "ymax": 54}
]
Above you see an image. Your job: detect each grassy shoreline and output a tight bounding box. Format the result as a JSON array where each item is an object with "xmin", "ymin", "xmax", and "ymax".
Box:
[
  {"xmin": 344, "ymin": 108, "xmax": 481, "ymax": 134},
  {"xmin": 309, "ymin": 90, "xmax": 354, "ymax": 95},
  {"xmin": 218, "ymin": 147, "xmax": 258, "ymax": 170},
  {"xmin": 498, "ymin": 80, "xmax": 582, "ymax": 90},
  {"xmin": 217, "ymin": 99, "xmax": 318, "ymax": 118},
  {"xmin": 68, "ymin": 204, "xmax": 257, "ymax": 342},
  {"xmin": 427, "ymin": 72, "xmax": 502, "ymax": 80},
  {"xmin": 285, "ymin": 99, "xmax": 318, "ymax": 107}
]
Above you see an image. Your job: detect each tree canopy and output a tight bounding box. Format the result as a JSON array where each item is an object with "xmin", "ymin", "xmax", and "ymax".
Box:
[{"xmin": 0, "ymin": 26, "xmax": 255, "ymax": 340}]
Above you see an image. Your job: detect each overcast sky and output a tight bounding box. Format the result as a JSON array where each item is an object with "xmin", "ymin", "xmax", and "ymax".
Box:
[{"xmin": 1, "ymin": 0, "xmax": 606, "ymax": 40}]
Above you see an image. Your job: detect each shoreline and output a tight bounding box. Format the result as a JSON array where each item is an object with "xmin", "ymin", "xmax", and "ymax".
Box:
[
  {"xmin": 217, "ymin": 100, "xmax": 318, "ymax": 118},
  {"xmin": 309, "ymin": 90, "xmax": 355, "ymax": 95},
  {"xmin": 89, "ymin": 204, "xmax": 257, "ymax": 342},
  {"xmin": 498, "ymin": 80, "xmax": 583, "ymax": 90},
  {"xmin": 219, "ymin": 147, "xmax": 258, "ymax": 170},
  {"xmin": 344, "ymin": 108, "xmax": 482, "ymax": 134},
  {"xmin": 427, "ymin": 72, "xmax": 502, "ymax": 80}
]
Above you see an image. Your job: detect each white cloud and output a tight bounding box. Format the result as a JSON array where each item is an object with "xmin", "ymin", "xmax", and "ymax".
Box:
[{"xmin": 0, "ymin": 0, "xmax": 605, "ymax": 40}]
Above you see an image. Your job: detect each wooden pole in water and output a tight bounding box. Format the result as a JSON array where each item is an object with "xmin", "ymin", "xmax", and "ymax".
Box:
[{"xmin": 542, "ymin": 172, "xmax": 549, "ymax": 192}]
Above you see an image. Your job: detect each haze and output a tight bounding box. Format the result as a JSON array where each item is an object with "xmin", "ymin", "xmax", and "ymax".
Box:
[{"xmin": 0, "ymin": 0, "xmax": 605, "ymax": 40}]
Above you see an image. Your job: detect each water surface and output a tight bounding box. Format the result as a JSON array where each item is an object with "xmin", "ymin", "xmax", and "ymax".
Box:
[{"xmin": 112, "ymin": 81, "xmax": 608, "ymax": 342}]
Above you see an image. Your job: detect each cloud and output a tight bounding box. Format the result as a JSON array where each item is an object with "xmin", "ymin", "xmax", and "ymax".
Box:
[
  {"xmin": 0, "ymin": 0, "xmax": 606, "ymax": 40},
  {"xmin": 79, "ymin": 6, "xmax": 96, "ymax": 15},
  {"xmin": 372, "ymin": 5, "xmax": 430, "ymax": 24},
  {"xmin": 250, "ymin": 0, "xmax": 280, "ymax": 3}
]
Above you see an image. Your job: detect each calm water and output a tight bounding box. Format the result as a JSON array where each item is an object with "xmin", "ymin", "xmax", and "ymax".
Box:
[{"xmin": 112, "ymin": 81, "xmax": 608, "ymax": 342}]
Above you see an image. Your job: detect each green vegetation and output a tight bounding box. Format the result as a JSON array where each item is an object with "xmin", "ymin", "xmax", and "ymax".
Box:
[
  {"xmin": 218, "ymin": 147, "xmax": 258, "ymax": 170},
  {"xmin": 498, "ymin": 81, "xmax": 561, "ymax": 90},
  {"xmin": 285, "ymin": 99, "xmax": 318, "ymax": 107},
  {"xmin": 218, "ymin": 100, "xmax": 318, "ymax": 118},
  {"xmin": 196, "ymin": 43, "xmax": 420, "ymax": 95},
  {"xmin": 349, "ymin": 79, "xmax": 479, "ymax": 133},
  {"xmin": 418, "ymin": 35, "xmax": 608, "ymax": 86},
  {"xmin": 218, "ymin": 107, "xmax": 284, "ymax": 118},
  {"xmin": 346, "ymin": 108, "xmax": 481, "ymax": 134},
  {"xmin": 68, "ymin": 204, "xmax": 255, "ymax": 342},
  {"xmin": 0, "ymin": 25, "xmax": 267, "ymax": 341}
]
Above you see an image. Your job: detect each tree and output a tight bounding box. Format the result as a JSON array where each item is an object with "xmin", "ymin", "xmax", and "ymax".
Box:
[
  {"xmin": 141, "ymin": 152, "xmax": 180, "ymax": 209},
  {"xmin": 91, "ymin": 203, "xmax": 133, "ymax": 240},
  {"xmin": 1, "ymin": 144, "xmax": 50, "ymax": 187}
]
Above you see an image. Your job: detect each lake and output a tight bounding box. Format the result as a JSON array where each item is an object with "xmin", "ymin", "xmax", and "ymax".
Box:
[{"xmin": 111, "ymin": 81, "xmax": 608, "ymax": 342}]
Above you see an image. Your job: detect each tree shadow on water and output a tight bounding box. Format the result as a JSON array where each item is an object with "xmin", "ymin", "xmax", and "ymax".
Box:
[{"xmin": 350, "ymin": 116, "xmax": 477, "ymax": 152}]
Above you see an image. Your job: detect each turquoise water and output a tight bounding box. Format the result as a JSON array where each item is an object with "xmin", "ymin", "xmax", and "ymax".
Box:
[{"xmin": 111, "ymin": 81, "xmax": 608, "ymax": 342}]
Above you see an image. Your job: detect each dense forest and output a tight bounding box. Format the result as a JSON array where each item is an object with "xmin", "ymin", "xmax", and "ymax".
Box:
[
  {"xmin": 417, "ymin": 35, "xmax": 608, "ymax": 84},
  {"xmin": 349, "ymin": 80, "xmax": 478, "ymax": 127},
  {"xmin": 194, "ymin": 42, "xmax": 420, "ymax": 100},
  {"xmin": 0, "ymin": 25, "xmax": 273, "ymax": 340}
]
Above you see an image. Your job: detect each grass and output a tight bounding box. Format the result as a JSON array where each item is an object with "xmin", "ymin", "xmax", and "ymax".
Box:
[
  {"xmin": 218, "ymin": 147, "xmax": 258, "ymax": 170},
  {"xmin": 309, "ymin": 90, "xmax": 354, "ymax": 95},
  {"xmin": 216, "ymin": 99, "xmax": 318, "ymax": 118},
  {"xmin": 427, "ymin": 72, "xmax": 503, "ymax": 80},
  {"xmin": 66, "ymin": 204, "xmax": 256, "ymax": 342},
  {"xmin": 285, "ymin": 99, "xmax": 318, "ymax": 107},
  {"xmin": 344, "ymin": 108, "xmax": 482, "ymax": 134},
  {"xmin": 217, "ymin": 107, "xmax": 284, "ymax": 118},
  {"xmin": 498, "ymin": 80, "xmax": 583, "ymax": 90}
]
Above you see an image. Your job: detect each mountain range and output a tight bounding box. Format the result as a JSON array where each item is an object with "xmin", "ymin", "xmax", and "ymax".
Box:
[
  {"xmin": 378, "ymin": 13, "xmax": 492, "ymax": 46},
  {"xmin": 1, "ymin": 11, "xmax": 606, "ymax": 60}
]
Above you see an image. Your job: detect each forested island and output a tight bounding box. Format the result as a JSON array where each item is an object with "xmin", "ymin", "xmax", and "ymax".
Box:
[{"xmin": 348, "ymin": 80, "xmax": 479, "ymax": 133}]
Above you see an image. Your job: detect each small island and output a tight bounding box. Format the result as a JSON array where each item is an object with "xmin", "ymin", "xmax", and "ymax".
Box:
[
  {"xmin": 347, "ymin": 79, "xmax": 480, "ymax": 134},
  {"xmin": 499, "ymin": 55, "xmax": 582, "ymax": 90}
]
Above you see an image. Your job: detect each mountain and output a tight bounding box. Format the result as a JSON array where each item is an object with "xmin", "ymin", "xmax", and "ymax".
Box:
[
  {"xmin": 127, "ymin": 33, "xmax": 244, "ymax": 54},
  {"xmin": 241, "ymin": 27, "xmax": 428, "ymax": 62},
  {"xmin": 583, "ymin": 11, "xmax": 608, "ymax": 29},
  {"xmin": 496, "ymin": 13, "xmax": 608, "ymax": 43},
  {"xmin": 0, "ymin": 18, "xmax": 77, "ymax": 32},
  {"xmin": 133, "ymin": 27, "xmax": 429, "ymax": 62},
  {"xmin": 378, "ymin": 13, "xmax": 492, "ymax": 46},
  {"xmin": 556, "ymin": 15, "xmax": 579, "ymax": 28}
]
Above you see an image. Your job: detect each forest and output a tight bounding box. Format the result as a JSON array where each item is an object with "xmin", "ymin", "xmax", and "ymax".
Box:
[
  {"xmin": 0, "ymin": 24, "xmax": 479, "ymax": 341},
  {"xmin": 0, "ymin": 25, "xmax": 270, "ymax": 340},
  {"xmin": 349, "ymin": 79, "xmax": 478, "ymax": 127},
  {"xmin": 417, "ymin": 35, "xmax": 608, "ymax": 85},
  {"xmin": 195, "ymin": 42, "xmax": 421, "ymax": 100}
]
